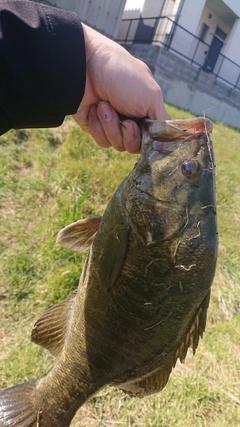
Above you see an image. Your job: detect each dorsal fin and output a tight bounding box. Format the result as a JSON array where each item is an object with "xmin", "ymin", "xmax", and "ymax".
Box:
[
  {"xmin": 56, "ymin": 216, "xmax": 102, "ymax": 251},
  {"xmin": 119, "ymin": 290, "xmax": 211, "ymax": 397},
  {"xmin": 31, "ymin": 291, "xmax": 77, "ymax": 356}
]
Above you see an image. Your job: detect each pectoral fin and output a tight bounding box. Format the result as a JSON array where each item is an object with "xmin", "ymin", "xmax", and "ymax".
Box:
[
  {"xmin": 57, "ymin": 216, "xmax": 102, "ymax": 251},
  {"xmin": 31, "ymin": 291, "xmax": 77, "ymax": 356}
]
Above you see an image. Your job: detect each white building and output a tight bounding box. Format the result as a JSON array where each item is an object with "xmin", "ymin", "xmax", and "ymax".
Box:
[{"xmin": 121, "ymin": 0, "xmax": 240, "ymax": 89}]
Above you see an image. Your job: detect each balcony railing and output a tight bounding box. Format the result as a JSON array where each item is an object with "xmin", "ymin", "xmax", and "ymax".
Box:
[{"xmin": 118, "ymin": 16, "xmax": 240, "ymax": 91}]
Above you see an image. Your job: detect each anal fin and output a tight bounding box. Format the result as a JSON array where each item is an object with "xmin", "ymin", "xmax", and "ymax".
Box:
[
  {"xmin": 31, "ymin": 291, "xmax": 77, "ymax": 357},
  {"xmin": 119, "ymin": 290, "xmax": 211, "ymax": 398},
  {"xmin": 174, "ymin": 289, "xmax": 211, "ymax": 363},
  {"xmin": 119, "ymin": 365, "xmax": 172, "ymax": 398}
]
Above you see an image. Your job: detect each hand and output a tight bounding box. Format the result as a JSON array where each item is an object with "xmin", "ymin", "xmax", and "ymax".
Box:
[{"xmin": 72, "ymin": 24, "xmax": 170, "ymax": 153}]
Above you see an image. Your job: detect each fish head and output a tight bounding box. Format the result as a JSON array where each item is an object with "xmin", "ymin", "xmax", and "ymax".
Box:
[{"xmin": 123, "ymin": 118, "xmax": 217, "ymax": 258}]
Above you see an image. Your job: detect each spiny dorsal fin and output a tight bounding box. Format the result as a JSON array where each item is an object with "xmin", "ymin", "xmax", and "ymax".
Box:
[
  {"xmin": 56, "ymin": 216, "xmax": 102, "ymax": 251},
  {"xmin": 174, "ymin": 289, "xmax": 211, "ymax": 364},
  {"xmin": 31, "ymin": 291, "xmax": 77, "ymax": 356}
]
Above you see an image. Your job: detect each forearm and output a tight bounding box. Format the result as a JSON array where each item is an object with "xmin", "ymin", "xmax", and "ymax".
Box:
[{"xmin": 0, "ymin": 0, "xmax": 86, "ymax": 135}]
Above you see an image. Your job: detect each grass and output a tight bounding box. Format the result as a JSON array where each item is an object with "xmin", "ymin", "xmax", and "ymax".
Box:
[{"xmin": 0, "ymin": 106, "xmax": 239, "ymax": 426}]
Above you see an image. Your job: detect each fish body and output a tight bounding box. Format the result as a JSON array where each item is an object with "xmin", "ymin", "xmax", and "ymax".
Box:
[{"xmin": 0, "ymin": 118, "xmax": 218, "ymax": 427}]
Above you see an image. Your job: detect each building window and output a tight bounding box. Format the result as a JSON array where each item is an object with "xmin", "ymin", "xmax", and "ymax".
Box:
[
  {"xmin": 199, "ymin": 23, "xmax": 209, "ymax": 41},
  {"xmin": 215, "ymin": 26, "xmax": 226, "ymax": 41}
]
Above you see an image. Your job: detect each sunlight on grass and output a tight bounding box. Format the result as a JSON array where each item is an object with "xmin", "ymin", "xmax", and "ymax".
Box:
[{"xmin": 0, "ymin": 110, "xmax": 239, "ymax": 426}]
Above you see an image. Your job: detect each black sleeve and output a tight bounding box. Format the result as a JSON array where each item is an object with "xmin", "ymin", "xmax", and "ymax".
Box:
[{"xmin": 0, "ymin": 0, "xmax": 86, "ymax": 135}]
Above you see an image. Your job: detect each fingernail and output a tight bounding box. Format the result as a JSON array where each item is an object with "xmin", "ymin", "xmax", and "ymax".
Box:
[
  {"xmin": 98, "ymin": 102, "xmax": 112, "ymax": 122},
  {"xmin": 122, "ymin": 121, "xmax": 137, "ymax": 141},
  {"xmin": 122, "ymin": 121, "xmax": 141, "ymax": 153}
]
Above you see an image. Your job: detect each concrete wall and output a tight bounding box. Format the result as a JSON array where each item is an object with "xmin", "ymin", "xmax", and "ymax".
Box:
[{"xmin": 123, "ymin": 43, "xmax": 240, "ymax": 129}]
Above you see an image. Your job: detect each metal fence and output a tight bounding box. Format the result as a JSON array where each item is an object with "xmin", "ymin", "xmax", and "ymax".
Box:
[{"xmin": 118, "ymin": 16, "xmax": 240, "ymax": 91}]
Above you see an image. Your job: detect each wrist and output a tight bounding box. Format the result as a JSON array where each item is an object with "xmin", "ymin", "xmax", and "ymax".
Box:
[
  {"xmin": 81, "ymin": 24, "xmax": 109, "ymax": 66},
  {"xmin": 81, "ymin": 23, "xmax": 95, "ymax": 65},
  {"xmin": 81, "ymin": 23, "xmax": 114, "ymax": 103}
]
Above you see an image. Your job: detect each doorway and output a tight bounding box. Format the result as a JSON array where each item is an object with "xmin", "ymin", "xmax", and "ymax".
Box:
[{"xmin": 203, "ymin": 26, "xmax": 227, "ymax": 73}]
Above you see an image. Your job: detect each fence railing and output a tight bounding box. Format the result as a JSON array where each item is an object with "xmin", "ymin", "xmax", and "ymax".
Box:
[{"xmin": 117, "ymin": 16, "xmax": 240, "ymax": 91}]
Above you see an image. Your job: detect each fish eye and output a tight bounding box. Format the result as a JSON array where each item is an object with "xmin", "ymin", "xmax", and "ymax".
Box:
[{"xmin": 181, "ymin": 160, "xmax": 200, "ymax": 177}]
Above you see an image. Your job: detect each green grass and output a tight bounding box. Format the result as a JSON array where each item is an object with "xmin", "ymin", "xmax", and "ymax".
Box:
[{"xmin": 0, "ymin": 107, "xmax": 240, "ymax": 426}]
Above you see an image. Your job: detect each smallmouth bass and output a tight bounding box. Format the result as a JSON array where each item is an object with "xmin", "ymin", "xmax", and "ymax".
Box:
[{"xmin": 0, "ymin": 117, "xmax": 218, "ymax": 427}]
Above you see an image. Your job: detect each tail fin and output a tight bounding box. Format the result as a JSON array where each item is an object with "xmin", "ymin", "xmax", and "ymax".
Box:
[{"xmin": 0, "ymin": 380, "xmax": 43, "ymax": 427}]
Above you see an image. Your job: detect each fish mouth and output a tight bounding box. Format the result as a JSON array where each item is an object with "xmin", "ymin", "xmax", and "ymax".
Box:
[
  {"xmin": 142, "ymin": 117, "xmax": 213, "ymax": 154},
  {"xmin": 135, "ymin": 187, "xmax": 171, "ymax": 205},
  {"xmin": 145, "ymin": 117, "xmax": 212, "ymax": 141}
]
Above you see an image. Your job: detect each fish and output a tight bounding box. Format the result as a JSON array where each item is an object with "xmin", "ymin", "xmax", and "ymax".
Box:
[{"xmin": 0, "ymin": 117, "xmax": 218, "ymax": 427}]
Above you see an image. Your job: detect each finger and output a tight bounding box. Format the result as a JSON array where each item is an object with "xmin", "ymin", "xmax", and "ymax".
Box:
[
  {"xmin": 88, "ymin": 105, "xmax": 111, "ymax": 149},
  {"xmin": 160, "ymin": 105, "xmax": 171, "ymax": 120},
  {"xmin": 97, "ymin": 102, "xmax": 125, "ymax": 152},
  {"xmin": 145, "ymin": 82, "xmax": 171, "ymax": 120},
  {"xmin": 149, "ymin": 98, "xmax": 171, "ymax": 121},
  {"xmin": 148, "ymin": 102, "xmax": 171, "ymax": 121},
  {"xmin": 121, "ymin": 120, "xmax": 141, "ymax": 154}
]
